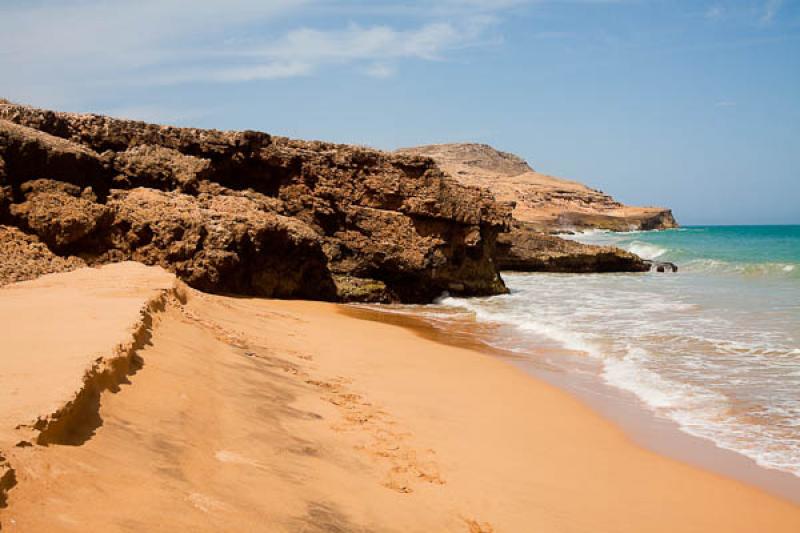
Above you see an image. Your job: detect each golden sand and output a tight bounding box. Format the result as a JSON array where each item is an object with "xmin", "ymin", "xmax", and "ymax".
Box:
[{"xmin": 1, "ymin": 264, "xmax": 798, "ymax": 531}]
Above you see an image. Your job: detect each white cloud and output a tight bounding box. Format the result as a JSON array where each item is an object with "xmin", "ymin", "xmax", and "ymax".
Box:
[
  {"xmin": 252, "ymin": 21, "xmax": 486, "ymax": 62},
  {"xmin": 714, "ymin": 100, "xmax": 736, "ymax": 108}
]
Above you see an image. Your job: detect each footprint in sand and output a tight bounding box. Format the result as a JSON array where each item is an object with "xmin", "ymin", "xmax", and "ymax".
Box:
[
  {"xmin": 187, "ymin": 492, "xmax": 229, "ymax": 513},
  {"xmin": 214, "ymin": 450, "xmax": 263, "ymax": 469}
]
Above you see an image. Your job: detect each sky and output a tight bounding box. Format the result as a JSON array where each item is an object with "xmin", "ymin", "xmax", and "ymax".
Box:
[{"xmin": 1, "ymin": 0, "xmax": 798, "ymax": 225}]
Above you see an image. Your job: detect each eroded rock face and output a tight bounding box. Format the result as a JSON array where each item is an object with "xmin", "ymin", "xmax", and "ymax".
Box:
[
  {"xmin": 0, "ymin": 156, "xmax": 9, "ymax": 216},
  {"xmin": 9, "ymin": 180, "xmax": 113, "ymax": 252},
  {"xmin": 0, "ymin": 103, "xmax": 510, "ymax": 302},
  {"xmin": 100, "ymin": 188, "xmax": 337, "ymax": 299},
  {"xmin": 0, "ymin": 225, "xmax": 86, "ymax": 286},
  {"xmin": 398, "ymin": 143, "xmax": 676, "ymax": 272},
  {"xmin": 111, "ymin": 144, "xmax": 212, "ymax": 193},
  {"xmin": 496, "ymin": 221, "xmax": 649, "ymax": 273}
]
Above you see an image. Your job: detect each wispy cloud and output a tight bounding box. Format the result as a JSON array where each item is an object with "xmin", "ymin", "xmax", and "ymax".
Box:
[
  {"xmin": 139, "ymin": 18, "xmax": 500, "ymax": 85},
  {"xmin": 760, "ymin": 0, "xmax": 783, "ymax": 25},
  {"xmin": 714, "ymin": 100, "xmax": 737, "ymax": 108},
  {"xmin": 705, "ymin": 5, "xmax": 725, "ymax": 20},
  {"xmin": 0, "ymin": 0, "xmax": 513, "ymax": 99},
  {"xmin": 251, "ymin": 21, "xmax": 486, "ymax": 63},
  {"xmin": 363, "ymin": 63, "xmax": 397, "ymax": 79},
  {"xmin": 0, "ymin": 0, "xmax": 651, "ymax": 110}
]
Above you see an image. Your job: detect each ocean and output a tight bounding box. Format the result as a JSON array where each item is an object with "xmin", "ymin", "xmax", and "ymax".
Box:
[{"xmin": 400, "ymin": 226, "xmax": 800, "ymax": 478}]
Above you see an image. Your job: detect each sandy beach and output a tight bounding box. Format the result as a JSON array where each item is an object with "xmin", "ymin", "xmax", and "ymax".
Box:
[{"xmin": 1, "ymin": 263, "xmax": 799, "ymax": 532}]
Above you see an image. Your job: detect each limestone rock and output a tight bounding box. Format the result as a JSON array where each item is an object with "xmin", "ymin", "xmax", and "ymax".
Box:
[
  {"xmin": 0, "ymin": 101, "xmax": 510, "ymax": 302},
  {"xmin": 0, "ymin": 155, "xmax": 8, "ymax": 216},
  {"xmin": 0, "ymin": 119, "xmax": 112, "ymax": 198},
  {"xmin": 0, "ymin": 225, "xmax": 85, "ymax": 286},
  {"xmin": 496, "ymin": 222, "xmax": 649, "ymax": 273},
  {"xmin": 111, "ymin": 144, "xmax": 212, "ymax": 192},
  {"xmin": 9, "ymin": 180, "xmax": 113, "ymax": 252},
  {"xmin": 105, "ymin": 189, "xmax": 336, "ymax": 298}
]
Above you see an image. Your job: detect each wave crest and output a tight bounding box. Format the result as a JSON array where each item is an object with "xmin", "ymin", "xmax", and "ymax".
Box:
[
  {"xmin": 681, "ymin": 259, "xmax": 800, "ymax": 278},
  {"xmin": 626, "ymin": 241, "xmax": 668, "ymax": 260}
]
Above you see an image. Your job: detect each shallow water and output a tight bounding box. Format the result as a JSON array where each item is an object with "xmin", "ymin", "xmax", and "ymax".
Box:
[{"xmin": 407, "ymin": 226, "xmax": 800, "ymax": 478}]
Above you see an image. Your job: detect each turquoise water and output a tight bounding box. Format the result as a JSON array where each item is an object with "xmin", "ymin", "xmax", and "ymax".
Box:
[
  {"xmin": 588, "ymin": 226, "xmax": 800, "ymax": 277},
  {"xmin": 413, "ymin": 226, "xmax": 800, "ymax": 477}
]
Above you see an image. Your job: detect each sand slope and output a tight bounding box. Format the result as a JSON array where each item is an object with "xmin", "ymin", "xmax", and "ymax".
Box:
[
  {"xmin": 0, "ymin": 262, "xmax": 175, "ymax": 449},
  {"xmin": 1, "ymin": 265, "xmax": 799, "ymax": 531}
]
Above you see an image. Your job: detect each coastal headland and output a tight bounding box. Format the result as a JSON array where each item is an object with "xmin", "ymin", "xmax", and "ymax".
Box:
[{"xmin": 0, "ymin": 100, "xmax": 672, "ymax": 304}]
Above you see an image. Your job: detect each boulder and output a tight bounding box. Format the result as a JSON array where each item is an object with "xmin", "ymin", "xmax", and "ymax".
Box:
[{"xmin": 645, "ymin": 260, "xmax": 678, "ymax": 273}]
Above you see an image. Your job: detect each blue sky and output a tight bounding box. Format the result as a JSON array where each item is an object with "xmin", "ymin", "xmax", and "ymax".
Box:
[{"xmin": 1, "ymin": 0, "xmax": 798, "ymax": 224}]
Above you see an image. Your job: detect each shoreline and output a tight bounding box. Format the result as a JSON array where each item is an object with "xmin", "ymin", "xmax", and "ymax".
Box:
[
  {"xmin": 343, "ymin": 304, "xmax": 800, "ymax": 505},
  {"xmin": 2, "ymin": 265, "xmax": 799, "ymax": 531}
]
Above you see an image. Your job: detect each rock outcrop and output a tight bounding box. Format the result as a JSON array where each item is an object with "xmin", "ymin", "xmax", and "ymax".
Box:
[
  {"xmin": 397, "ymin": 143, "xmax": 676, "ymax": 273},
  {"xmin": 0, "ymin": 225, "xmax": 86, "ymax": 286},
  {"xmin": 0, "ymin": 102, "xmax": 510, "ymax": 302},
  {"xmin": 497, "ymin": 222, "xmax": 649, "ymax": 273},
  {"xmin": 396, "ymin": 143, "xmax": 677, "ymax": 233}
]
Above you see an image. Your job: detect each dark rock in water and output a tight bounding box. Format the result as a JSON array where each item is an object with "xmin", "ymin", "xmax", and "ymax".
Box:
[
  {"xmin": 645, "ymin": 260, "xmax": 678, "ymax": 273},
  {"xmin": 0, "ymin": 102, "xmax": 511, "ymax": 302},
  {"xmin": 496, "ymin": 221, "xmax": 650, "ymax": 273}
]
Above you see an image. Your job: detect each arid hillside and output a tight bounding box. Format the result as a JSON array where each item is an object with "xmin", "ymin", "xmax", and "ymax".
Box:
[{"xmin": 397, "ymin": 143, "xmax": 677, "ymax": 232}]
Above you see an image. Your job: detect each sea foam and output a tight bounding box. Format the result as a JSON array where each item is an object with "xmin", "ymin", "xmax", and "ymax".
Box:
[{"xmin": 433, "ymin": 262, "xmax": 800, "ymax": 479}]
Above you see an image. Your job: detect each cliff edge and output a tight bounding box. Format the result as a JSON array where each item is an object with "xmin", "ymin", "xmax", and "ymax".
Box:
[
  {"xmin": 0, "ymin": 102, "xmax": 511, "ymax": 302},
  {"xmin": 397, "ymin": 143, "xmax": 672, "ymax": 272}
]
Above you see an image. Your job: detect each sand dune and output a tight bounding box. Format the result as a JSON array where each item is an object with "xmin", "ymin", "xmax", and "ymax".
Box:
[{"xmin": 1, "ymin": 265, "xmax": 799, "ymax": 531}]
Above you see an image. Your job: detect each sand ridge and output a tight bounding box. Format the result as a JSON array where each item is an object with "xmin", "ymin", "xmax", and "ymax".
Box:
[{"xmin": 0, "ymin": 262, "xmax": 176, "ymax": 449}]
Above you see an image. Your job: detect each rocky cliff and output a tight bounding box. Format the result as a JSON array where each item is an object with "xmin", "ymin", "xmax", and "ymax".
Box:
[
  {"xmin": 396, "ymin": 143, "xmax": 677, "ymax": 232},
  {"xmin": 397, "ymin": 143, "xmax": 676, "ymax": 273},
  {"xmin": 0, "ymin": 102, "xmax": 510, "ymax": 302}
]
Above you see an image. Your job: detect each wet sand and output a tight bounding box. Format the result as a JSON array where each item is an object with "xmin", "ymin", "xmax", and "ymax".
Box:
[
  {"xmin": 344, "ymin": 305, "xmax": 800, "ymax": 505},
  {"xmin": 1, "ymin": 264, "xmax": 800, "ymax": 532}
]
